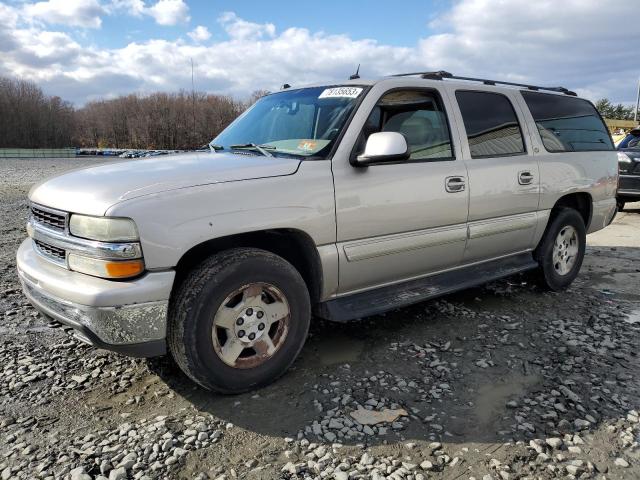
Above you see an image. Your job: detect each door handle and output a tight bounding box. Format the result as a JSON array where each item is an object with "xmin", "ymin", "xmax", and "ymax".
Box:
[
  {"xmin": 445, "ymin": 176, "xmax": 466, "ymax": 193},
  {"xmin": 518, "ymin": 171, "xmax": 534, "ymax": 185}
]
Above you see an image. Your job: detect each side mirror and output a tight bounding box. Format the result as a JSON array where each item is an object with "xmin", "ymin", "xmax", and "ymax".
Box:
[{"xmin": 354, "ymin": 132, "xmax": 410, "ymax": 167}]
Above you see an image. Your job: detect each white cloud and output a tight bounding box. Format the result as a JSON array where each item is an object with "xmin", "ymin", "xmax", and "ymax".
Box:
[
  {"xmin": 24, "ymin": 0, "xmax": 106, "ymax": 29},
  {"xmin": 107, "ymin": 0, "xmax": 189, "ymax": 26},
  {"xmin": 218, "ymin": 12, "xmax": 275, "ymax": 41},
  {"xmin": 188, "ymin": 25, "xmax": 211, "ymax": 42},
  {"xmin": 415, "ymin": 0, "xmax": 639, "ymax": 99},
  {"xmin": 146, "ymin": 0, "xmax": 190, "ymax": 26},
  {"xmin": 108, "ymin": 0, "xmax": 145, "ymax": 17},
  {"xmin": 2, "ymin": 1, "xmax": 640, "ymax": 106},
  {"xmin": 0, "ymin": 3, "xmax": 18, "ymax": 26}
]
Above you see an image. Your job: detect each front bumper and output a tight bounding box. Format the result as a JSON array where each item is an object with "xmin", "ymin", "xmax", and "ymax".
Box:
[
  {"xmin": 618, "ymin": 174, "xmax": 640, "ymax": 199},
  {"xmin": 16, "ymin": 239, "xmax": 175, "ymax": 357}
]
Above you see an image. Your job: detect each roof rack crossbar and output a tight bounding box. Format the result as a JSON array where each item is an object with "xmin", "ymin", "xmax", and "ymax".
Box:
[{"xmin": 391, "ymin": 71, "xmax": 577, "ymax": 96}]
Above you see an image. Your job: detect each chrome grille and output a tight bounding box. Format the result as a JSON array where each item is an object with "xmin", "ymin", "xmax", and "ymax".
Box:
[
  {"xmin": 34, "ymin": 239, "xmax": 66, "ymax": 263},
  {"xmin": 31, "ymin": 205, "xmax": 67, "ymax": 231}
]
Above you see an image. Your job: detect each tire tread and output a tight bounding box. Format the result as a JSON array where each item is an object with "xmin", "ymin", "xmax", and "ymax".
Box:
[{"xmin": 167, "ymin": 248, "xmax": 309, "ymax": 393}]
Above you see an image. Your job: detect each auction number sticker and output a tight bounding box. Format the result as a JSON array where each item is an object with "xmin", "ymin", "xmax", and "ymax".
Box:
[{"xmin": 319, "ymin": 87, "xmax": 363, "ymax": 99}]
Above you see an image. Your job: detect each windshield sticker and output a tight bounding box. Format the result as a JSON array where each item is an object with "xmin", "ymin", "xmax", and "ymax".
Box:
[
  {"xmin": 319, "ymin": 87, "xmax": 363, "ymax": 99},
  {"xmin": 297, "ymin": 140, "xmax": 318, "ymax": 152}
]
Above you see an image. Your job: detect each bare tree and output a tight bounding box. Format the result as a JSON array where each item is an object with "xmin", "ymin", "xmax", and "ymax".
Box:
[
  {"xmin": 73, "ymin": 91, "xmax": 245, "ymax": 149},
  {"xmin": 0, "ymin": 76, "xmax": 248, "ymax": 149},
  {"xmin": 0, "ymin": 77, "xmax": 74, "ymax": 148}
]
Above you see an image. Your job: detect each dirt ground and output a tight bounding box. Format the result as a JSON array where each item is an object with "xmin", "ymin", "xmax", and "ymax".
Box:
[{"xmin": 0, "ymin": 157, "xmax": 639, "ymax": 480}]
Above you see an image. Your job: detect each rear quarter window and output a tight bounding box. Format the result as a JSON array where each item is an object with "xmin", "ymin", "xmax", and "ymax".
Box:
[{"xmin": 521, "ymin": 91, "xmax": 614, "ymax": 152}]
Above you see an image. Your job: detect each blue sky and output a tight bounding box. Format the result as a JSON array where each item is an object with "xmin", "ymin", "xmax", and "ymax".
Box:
[
  {"xmin": 1, "ymin": 0, "xmax": 638, "ymax": 106},
  {"xmin": 2, "ymin": 0, "xmax": 451, "ymax": 48},
  {"xmin": 93, "ymin": 0, "xmax": 450, "ymax": 49}
]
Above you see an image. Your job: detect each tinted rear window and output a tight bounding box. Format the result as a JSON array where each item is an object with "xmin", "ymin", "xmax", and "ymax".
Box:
[
  {"xmin": 456, "ymin": 91, "xmax": 525, "ymax": 158},
  {"xmin": 521, "ymin": 92, "xmax": 613, "ymax": 152}
]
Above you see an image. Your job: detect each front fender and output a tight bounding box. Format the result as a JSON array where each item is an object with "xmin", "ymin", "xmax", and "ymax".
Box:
[{"xmin": 106, "ymin": 161, "xmax": 336, "ymax": 270}]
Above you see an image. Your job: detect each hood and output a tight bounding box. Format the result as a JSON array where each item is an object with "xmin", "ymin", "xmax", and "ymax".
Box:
[
  {"xmin": 29, "ymin": 151, "xmax": 301, "ymax": 216},
  {"xmin": 619, "ymin": 148, "xmax": 640, "ymax": 160}
]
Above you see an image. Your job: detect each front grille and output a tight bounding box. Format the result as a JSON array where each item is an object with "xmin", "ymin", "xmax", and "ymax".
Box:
[
  {"xmin": 34, "ymin": 240, "xmax": 66, "ymax": 263},
  {"xmin": 634, "ymin": 162, "xmax": 640, "ymax": 174},
  {"xmin": 31, "ymin": 205, "xmax": 67, "ymax": 231}
]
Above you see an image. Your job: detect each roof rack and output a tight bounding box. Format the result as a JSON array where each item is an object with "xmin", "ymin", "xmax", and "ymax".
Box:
[{"xmin": 391, "ymin": 70, "xmax": 577, "ymax": 96}]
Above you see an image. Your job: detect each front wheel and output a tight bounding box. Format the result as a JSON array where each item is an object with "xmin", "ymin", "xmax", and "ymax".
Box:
[
  {"xmin": 534, "ymin": 208, "xmax": 586, "ymax": 291},
  {"xmin": 168, "ymin": 248, "xmax": 311, "ymax": 394}
]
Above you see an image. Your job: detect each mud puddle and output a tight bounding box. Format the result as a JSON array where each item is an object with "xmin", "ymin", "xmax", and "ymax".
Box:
[{"xmin": 474, "ymin": 373, "xmax": 541, "ymax": 423}]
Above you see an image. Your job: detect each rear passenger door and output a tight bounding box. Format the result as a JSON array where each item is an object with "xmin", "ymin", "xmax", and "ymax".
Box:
[{"xmin": 451, "ymin": 89, "xmax": 540, "ymax": 262}]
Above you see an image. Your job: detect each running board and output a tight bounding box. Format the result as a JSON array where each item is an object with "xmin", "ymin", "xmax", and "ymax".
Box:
[{"xmin": 316, "ymin": 253, "xmax": 538, "ymax": 322}]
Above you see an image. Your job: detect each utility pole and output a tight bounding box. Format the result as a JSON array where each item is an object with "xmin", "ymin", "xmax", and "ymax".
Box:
[
  {"xmin": 191, "ymin": 58, "xmax": 197, "ymax": 147},
  {"xmin": 635, "ymin": 76, "xmax": 640, "ymax": 124}
]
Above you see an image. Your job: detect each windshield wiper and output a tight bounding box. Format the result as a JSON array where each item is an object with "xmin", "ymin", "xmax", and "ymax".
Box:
[
  {"xmin": 229, "ymin": 143, "xmax": 275, "ymax": 157},
  {"xmin": 209, "ymin": 143, "xmax": 224, "ymax": 152}
]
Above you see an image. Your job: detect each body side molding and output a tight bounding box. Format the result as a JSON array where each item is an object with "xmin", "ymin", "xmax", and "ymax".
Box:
[
  {"xmin": 467, "ymin": 212, "xmax": 538, "ymax": 239},
  {"xmin": 342, "ymin": 224, "xmax": 467, "ymax": 262}
]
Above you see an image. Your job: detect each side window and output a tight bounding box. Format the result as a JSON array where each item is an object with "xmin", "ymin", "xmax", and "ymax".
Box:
[
  {"xmin": 456, "ymin": 91, "xmax": 525, "ymax": 158},
  {"xmin": 521, "ymin": 91, "xmax": 614, "ymax": 152},
  {"xmin": 356, "ymin": 90, "xmax": 454, "ymax": 161}
]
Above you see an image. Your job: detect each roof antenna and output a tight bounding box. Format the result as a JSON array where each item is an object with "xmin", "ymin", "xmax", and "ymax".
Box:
[{"xmin": 349, "ymin": 64, "xmax": 360, "ymax": 80}]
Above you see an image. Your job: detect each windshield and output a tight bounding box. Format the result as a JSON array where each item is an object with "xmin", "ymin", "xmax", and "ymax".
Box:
[
  {"xmin": 211, "ymin": 86, "xmax": 365, "ymax": 158},
  {"xmin": 618, "ymin": 132, "xmax": 640, "ymax": 150}
]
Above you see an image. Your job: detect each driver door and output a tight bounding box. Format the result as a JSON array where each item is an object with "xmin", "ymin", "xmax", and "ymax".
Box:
[{"xmin": 332, "ymin": 85, "xmax": 469, "ymax": 294}]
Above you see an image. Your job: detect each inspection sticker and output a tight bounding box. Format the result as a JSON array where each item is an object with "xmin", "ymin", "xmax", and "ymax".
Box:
[
  {"xmin": 298, "ymin": 140, "xmax": 318, "ymax": 151},
  {"xmin": 319, "ymin": 87, "xmax": 363, "ymax": 99}
]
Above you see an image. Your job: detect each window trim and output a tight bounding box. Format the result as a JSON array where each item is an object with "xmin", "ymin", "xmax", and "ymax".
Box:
[
  {"xmin": 520, "ymin": 90, "xmax": 615, "ymax": 154},
  {"xmin": 349, "ymin": 86, "xmax": 457, "ymax": 166},
  {"xmin": 455, "ymin": 89, "xmax": 528, "ymax": 159}
]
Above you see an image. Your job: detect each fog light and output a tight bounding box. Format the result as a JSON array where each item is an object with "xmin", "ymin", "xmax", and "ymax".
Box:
[{"xmin": 68, "ymin": 253, "xmax": 144, "ymax": 279}]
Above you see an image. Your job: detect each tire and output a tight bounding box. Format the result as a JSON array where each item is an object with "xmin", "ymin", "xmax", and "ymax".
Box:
[
  {"xmin": 534, "ymin": 208, "xmax": 586, "ymax": 291},
  {"xmin": 168, "ymin": 248, "xmax": 311, "ymax": 394},
  {"xmin": 616, "ymin": 199, "xmax": 625, "ymax": 212}
]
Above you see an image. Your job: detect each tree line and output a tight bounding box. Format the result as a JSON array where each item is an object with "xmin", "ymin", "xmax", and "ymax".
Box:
[
  {"xmin": 75, "ymin": 91, "xmax": 246, "ymax": 150},
  {"xmin": 594, "ymin": 98, "xmax": 638, "ymax": 121},
  {"xmin": 0, "ymin": 77, "xmax": 75, "ymax": 148},
  {"xmin": 0, "ymin": 76, "xmax": 265, "ymax": 150}
]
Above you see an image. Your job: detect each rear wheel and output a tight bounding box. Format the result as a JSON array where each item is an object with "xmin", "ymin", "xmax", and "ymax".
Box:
[
  {"xmin": 168, "ymin": 248, "xmax": 310, "ymax": 393},
  {"xmin": 617, "ymin": 199, "xmax": 625, "ymax": 212},
  {"xmin": 534, "ymin": 208, "xmax": 586, "ymax": 291}
]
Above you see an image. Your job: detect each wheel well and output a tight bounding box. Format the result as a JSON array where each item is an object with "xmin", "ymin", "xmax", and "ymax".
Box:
[
  {"xmin": 552, "ymin": 192, "xmax": 592, "ymax": 228},
  {"xmin": 173, "ymin": 229, "xmax": 323, "ymax": 304}
]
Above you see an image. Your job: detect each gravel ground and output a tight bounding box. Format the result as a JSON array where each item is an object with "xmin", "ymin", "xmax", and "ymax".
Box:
[{"xmin": 1, "ymin": 157, "xmax": 639, "ymax": 480}]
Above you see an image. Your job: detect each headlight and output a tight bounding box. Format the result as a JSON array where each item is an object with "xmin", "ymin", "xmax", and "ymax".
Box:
[
  {"xmin": 68, "ymin": 254, "xmax": 145, "ymax": 279},
  {"xmin": 69, "ymin": 215, "xmax": 139, "ymax": 242},
  {"xmin": 617, "ymin": 152, "xmax": 632, "ymax": 163}
]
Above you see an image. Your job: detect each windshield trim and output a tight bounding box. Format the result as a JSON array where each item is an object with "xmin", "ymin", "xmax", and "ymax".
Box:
[
  {"xmin": 210, "ymin": 84, "xmax": 371, "ymax": 161},
  {"xmin": 311, "ymin": 84, "xmax": 372, "ymax": 160}
]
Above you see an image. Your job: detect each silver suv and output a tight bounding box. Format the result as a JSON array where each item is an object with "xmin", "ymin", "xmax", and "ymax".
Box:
[{"xmin": 17, "ymin": 71, "xmax": 618, "ymax": 393}]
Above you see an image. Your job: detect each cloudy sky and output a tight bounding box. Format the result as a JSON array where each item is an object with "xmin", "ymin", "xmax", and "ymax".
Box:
[{"xmin": 0, "ymin": 0, "xmax": 638, "ymax": 106}]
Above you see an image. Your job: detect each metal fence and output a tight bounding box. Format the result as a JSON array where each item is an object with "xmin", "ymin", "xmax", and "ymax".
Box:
[{"xmin": 0, "ymin": 148, "xmax": 76, "ymax": 158}]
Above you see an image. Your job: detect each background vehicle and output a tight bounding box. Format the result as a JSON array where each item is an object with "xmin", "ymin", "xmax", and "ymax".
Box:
[
  {"xmin": 17, "ymin": 72, "xmax": 618, "ymax": 393},
  {"xmin": 616, "ymin": 127, "xmax": 640, "ymax": 211}
]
